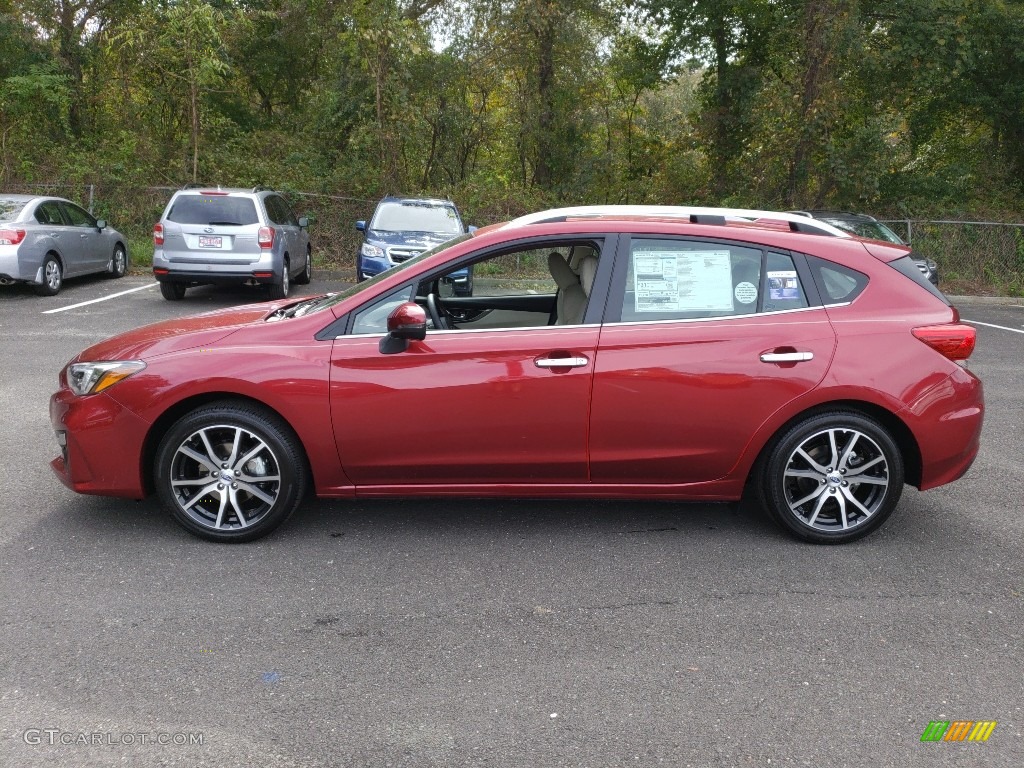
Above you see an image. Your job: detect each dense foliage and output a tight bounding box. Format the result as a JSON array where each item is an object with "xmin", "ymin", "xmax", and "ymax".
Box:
[{"xmin": 1, "ymin": 0, "xmax": 1022, "ymax": 229}]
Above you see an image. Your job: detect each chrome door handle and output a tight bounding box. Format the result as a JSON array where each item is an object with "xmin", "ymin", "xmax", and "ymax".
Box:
[
  {"xmin": 535, "ymin": 356, "xmax": 589, "ymax": 369},
  {"xmin": 760, "ymin": 351, "xmax": 814, "ymax": 363}
]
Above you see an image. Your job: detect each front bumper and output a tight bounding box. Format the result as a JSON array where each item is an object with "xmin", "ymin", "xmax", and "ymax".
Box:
[{"xmin": 49, "ymin": 387, "xmax": 150, "ymax": 498}]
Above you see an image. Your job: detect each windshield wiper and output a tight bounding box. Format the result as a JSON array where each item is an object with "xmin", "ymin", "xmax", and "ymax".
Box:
[{"xmin": 206, "ymin": 220, "xmax": 242, "ymax": 226}]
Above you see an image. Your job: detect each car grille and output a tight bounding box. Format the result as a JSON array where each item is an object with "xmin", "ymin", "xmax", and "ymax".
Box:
[
  {"xmin": 388, "ymin": 246, "xmax": 423, "ymax": 263},
  {"xmin": 915, "ymin": 261, "xmax": 930, "ymax": 275}
]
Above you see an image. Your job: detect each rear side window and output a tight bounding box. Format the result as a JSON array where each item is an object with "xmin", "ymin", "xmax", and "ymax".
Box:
[
  {"xmin": 888, "ymin": 255, "xmax": 950, "ymax": 305},
  {"xmin": 806, "ymin": 256, "xmax": 869, "ymax": 304},
  {"xmin": 167, "ymin": 195, "xmax": 259, "ymax": 226},
  {"xmin": 762, "ymin": 252, "xmax": 810, "ymax": 312},
  {"xmin": 34, "ymin": 201, "xmax": 64, "ymax": 225}
]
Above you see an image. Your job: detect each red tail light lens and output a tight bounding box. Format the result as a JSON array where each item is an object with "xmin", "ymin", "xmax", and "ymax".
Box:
[
  {"xmin": 258, "ymin": 227, "xmax": 275, "ymax": 249},
  {"xmin": 153, "ymin": 223, "xmax": 164, "ymax": 246},
  {"xmin": 0, "ymin": 228, "xmax": 26, "ymax": 245},
  {"xmin": 912, "ymin": 324, "xmax": 976, "ymax": 361}
]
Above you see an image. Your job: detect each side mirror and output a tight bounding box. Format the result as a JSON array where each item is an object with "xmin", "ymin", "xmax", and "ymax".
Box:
[
  {"xmin": 467, "ymin": 225, "xmax": 477, "ymax": 233},
  {"xmin": 355, "ymin": 220, "xmax": 366, "ymax": 232},
  {"xmin": 380, "ymin": 302, "xmax": 426, "ymax": 354},
  {"xmin": 96, "ymin": 219, "xmax": 107, "ymax": 230},
  {"xmin": 298, "ymin": 216, "xmax": 309, "ymax": 228}
]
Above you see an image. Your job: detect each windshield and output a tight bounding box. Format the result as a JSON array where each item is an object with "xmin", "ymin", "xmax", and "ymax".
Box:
[
  {"xmin": 167, "ymin": 195, "xmax": 260, "ymax": 226},
  {"xmin": 289, "ymin": 232, "xmax": 474, "ymax": 316},
  {"xmin": 825, "ymin": 218, "xmax": 904, "ymax": 244},
  {"xmin": 370, "ymin": 201, "xmax": 463, "ymax": 235},
  {"xmin": 0, "ymin": 199, "xmax": 27, "ymax": 222}
]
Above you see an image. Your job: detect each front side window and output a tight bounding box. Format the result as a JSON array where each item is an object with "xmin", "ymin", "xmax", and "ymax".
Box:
[
  {"xmin": 351, "ymin": 286, "xmax": 416, "ymax": 335},
  {"xmin": 61, "ymin": 202, "xmax": 96, "ymax": 228}
]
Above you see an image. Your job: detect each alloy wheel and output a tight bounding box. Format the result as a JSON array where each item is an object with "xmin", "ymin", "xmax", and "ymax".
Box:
[
  {"xmin": 168, "ymin": 424, "xmax": 283, "ymax": 532},
  {"xmin": 781, "ymin": 427, "xmax": 890, "ymax": 533}
]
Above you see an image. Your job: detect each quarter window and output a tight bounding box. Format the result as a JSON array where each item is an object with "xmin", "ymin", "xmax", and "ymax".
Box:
[{"xmin": 807, "ymin": 256, "xmax": 869, "ymax": 303}]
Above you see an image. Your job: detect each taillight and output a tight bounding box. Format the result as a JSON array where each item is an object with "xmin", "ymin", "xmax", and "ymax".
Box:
[
  {"xmin": 912, "ymin": 324, "xmax": 976, "ymax": 361},
  {"xmin": 153, "ymin": 223, "xmax": 164, "ymax": 246},
  {"xmin": 258, "ymin": 227, "xmax": 275, "ymax": 249},
  {"xmin": 0, "ymin": 228, "xmax": 26, "ymax": 245}
]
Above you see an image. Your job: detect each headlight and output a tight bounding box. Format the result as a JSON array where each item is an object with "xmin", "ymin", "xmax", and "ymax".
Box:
[
  {"xmin": 360, "ymin": 243, "xmax": 385, "ymax": 259},
  {"xmin": 67, "ymin": 361, "xmax": 146, "ymax": 396}
]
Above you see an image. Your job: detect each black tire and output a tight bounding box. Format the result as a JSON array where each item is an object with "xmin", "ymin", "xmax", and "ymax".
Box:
[
  {"xmin": 759, "ymin": 411, "xmax": 904, "ymax": 544},
  {"xmin": 154, "ymin": 401, "xmax": 309, "ymax": 543},
  {"xmin": 34, "ymin": 255, "xmax": 63, "ymax": 296},
  {"xmin": 294, "ymin": 249, "xmax": 312, "ymax": 285},
  {"xmin": 160, "ymin": 281, "xmax": 187, "ymax": 301},
  {"xmin": 267, "ymin": 258, "xmax": 290, "ymax": 300},
  {"xmin": 107, "ymin": 244, "xmax": 128, "ymax": 278}
]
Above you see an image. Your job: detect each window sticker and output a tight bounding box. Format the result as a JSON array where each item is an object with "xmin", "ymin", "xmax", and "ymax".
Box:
[
  {"xmin": 633, "ymin": 249, "xmax": 734, "ymax": 313},
  {"xmin": 734, "ymin": 281, "xmax": 758, "ymax": 304},
  {"xmin": 767, "ymin": 270, "xmax": 801, "ymax": 300}
]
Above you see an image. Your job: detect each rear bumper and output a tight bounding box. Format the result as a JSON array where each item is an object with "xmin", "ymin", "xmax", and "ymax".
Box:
[
  {"xmin": 153, "ymin": 269, "xmax": 278, "ymax": 286},
  {"xmin": 0, "ymin": 248, "xmax": 40, "ymax": 283},
  {"xmin": 904, "ymin": 366, "xmax": 984, "ymax": 490},
  {"xmin": 49, "ymin": 388, "xmax": 149, "ymax": 498}
]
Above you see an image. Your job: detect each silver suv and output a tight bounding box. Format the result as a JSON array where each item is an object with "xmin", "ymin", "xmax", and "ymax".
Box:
[{"xmin": 152, "ymin": 187, "xmax": 311, "ymax": 300}]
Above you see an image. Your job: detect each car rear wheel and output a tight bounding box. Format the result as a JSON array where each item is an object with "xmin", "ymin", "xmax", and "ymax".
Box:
[
  {"xmin": 154, "ymin": 401, "xmax": 308, "ymax": 543},
  {"xmin": 160, "ymin": 281, "xmax": 186, "ymax": 301},
  {"xmin": 267, "ymin": 258, "xmax": 290, "ymax": 299},
  {"xmin": 107, "ymin": 245, "xmax": 128, "ymax": 278},
  {"xmin": 34, "ymin": 255, "xmax": 63, "ymax": 296},
  {"xmin": 294, "ymin": 249, "xmax": 312, "ymax": 285},
  {"xmin": 760, "ymin": 411, "xmax": 904, "ymax": 544}
]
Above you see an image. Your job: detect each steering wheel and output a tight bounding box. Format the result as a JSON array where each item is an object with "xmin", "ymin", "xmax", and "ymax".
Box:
[{"xmin": 426, "ymin": 293, "xmax": 448, "ymax": 330}]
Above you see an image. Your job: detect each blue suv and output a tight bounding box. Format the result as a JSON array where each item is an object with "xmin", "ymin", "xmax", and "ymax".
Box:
[{"xmin": 356, "ymin": 196, "xmax": 473, "ymax": 295}]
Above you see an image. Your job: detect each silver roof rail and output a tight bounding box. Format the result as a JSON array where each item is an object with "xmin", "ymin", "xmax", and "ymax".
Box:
[{"xmin": 504, "ymin": 205, "xmax": 852, "ymax": 238}]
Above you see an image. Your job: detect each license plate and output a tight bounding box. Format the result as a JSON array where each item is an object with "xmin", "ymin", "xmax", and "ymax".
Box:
[{"xmin": 199, "ymin": 236, "xmax": 222, "ymax": 248}]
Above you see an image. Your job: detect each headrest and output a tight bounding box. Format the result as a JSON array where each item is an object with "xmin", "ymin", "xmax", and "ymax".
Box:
[
  {"xmin": 579, "ymin": 255, "xmax": 599, "ymax": 296},
  {"xmin": 548, "ymin": 251, "xmax": 578, "ymax": 289}
]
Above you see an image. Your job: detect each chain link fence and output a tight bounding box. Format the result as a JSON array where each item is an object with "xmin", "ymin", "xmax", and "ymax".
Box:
[
  {"xmin": 882, "ymin": 219, "xmax": 1024, "ymax": 297},
  {"xmin": 6, "ymin": 182, "xmax": 1023, "ymax": 296}
]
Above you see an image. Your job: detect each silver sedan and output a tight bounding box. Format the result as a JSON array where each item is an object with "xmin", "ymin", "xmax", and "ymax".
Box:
[{"xmin": 0, "ymin": 194, "xmax": 129, "ymax": 295}]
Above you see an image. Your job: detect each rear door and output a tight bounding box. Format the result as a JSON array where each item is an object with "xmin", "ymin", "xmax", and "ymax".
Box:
[{"xmin": 589, "ymin": 237, "xmax": 836, "ymax": 484}]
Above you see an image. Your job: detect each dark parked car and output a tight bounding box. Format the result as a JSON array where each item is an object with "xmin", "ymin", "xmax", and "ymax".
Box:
[
  {"xmin": 790, "ymin": 210, "xmax": 939, "ymax": 286},
  {"xmin": 51, "ymin": 205, "xmax": 981, "ymax": 544},
  {"xmin": 357, "ymin": 196, "xmax": 473, "ymax": 295},
  {"xmin": 152, "ymin": 186, "xmax": 311, "ymax": 301},
  {"xmin": 0, "ymin": 194, "xmax": 128, "ymax": 295}
]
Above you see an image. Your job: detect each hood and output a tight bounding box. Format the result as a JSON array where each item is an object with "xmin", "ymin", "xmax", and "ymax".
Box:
[
  {"xmin": 365, "ymin": 229, "xmax": 460, "ymax": 249},
  {"xmin": 74, "ymin": 300, "xmax": 286, "ymax": 362}
]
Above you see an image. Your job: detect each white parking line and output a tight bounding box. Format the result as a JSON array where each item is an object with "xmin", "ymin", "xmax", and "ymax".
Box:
[
  {"xmin": 41, "ymin": 282, "xmax": 159, "ymax": 314},
  {"xmin": 964, "ymin": 319, "xmax": 1024, "ymax": 335}
]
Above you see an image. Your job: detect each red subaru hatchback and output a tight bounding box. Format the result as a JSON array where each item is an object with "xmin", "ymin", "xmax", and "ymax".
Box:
[{"xmin": 49, "ymin": 206, "xmax": 983, "ymax": 544}]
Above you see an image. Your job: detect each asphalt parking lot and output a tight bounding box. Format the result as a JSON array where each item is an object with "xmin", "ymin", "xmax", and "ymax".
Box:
[{"xmin": 1, "ymin": 274, "xmax": 1022, "ymax": 767}]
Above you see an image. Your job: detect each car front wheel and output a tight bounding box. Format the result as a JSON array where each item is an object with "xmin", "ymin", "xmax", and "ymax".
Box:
[
  {"xmin": 154, "ymin": 401, "xmax": 308, "ymax": 542},
  {"xmin": 759, "ymin": 411, "xmax": 904, "ymax": 544},
  {"xmin": 294, "ymin": 249, "xmax": 312, "ymax": 285},
  {"xmin": 107, "ymin": 245, "xmax": 128, "ymax": 278}
]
